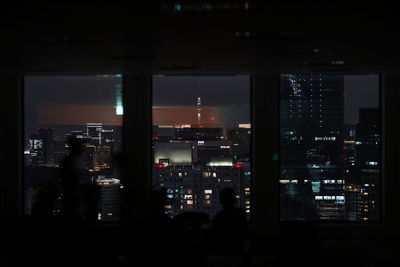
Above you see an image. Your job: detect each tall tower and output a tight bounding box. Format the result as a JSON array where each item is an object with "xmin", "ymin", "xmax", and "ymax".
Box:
[
  {"xmin": 196, "ymin": 96, "xmax": 202, "ymax": 124},
  {"xmin": 196, "ymin": 82, "xmax": 202, "ymax": 124},
  {"xmin": 280, "ymin": 74, "xmax": 345, "ymax": 221}
]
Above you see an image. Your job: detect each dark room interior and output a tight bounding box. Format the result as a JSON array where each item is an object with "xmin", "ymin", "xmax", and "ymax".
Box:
[{"xmin": 2, "ymin": 1, "xmax": 400, "ymax": 266}]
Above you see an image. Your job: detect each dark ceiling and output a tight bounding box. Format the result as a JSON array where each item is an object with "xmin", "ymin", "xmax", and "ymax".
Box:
[{"xmin": 1, "ymin": 1, "xmax": 399, "ymax": 74}]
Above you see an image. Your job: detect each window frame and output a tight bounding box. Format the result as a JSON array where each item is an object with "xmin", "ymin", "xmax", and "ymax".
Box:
[
  {"xmin": 10, "ymin": 72, "xmax": 392, "ymax": 238},
  {"xmin": 150, "ymin": 73, "xmax": 254, "ymax": 220},
  {"xmin": 21, "ymin": 72, "xmax": 126, "ymax": 220},
  {"xmin": 277, "ymin": 73, "xmax": 384, "ymax": 225}
]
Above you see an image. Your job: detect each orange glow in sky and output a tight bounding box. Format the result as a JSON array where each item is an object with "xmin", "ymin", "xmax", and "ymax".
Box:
[{"xmin": 38, "ymin": 105, "xmax": 123, "ymax": 126}]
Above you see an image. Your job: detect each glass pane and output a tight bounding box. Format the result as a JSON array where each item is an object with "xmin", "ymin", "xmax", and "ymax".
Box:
[
  {"xmin": 280, "ymin": 74, "xmax": 380, "ymax": 222},
  {"xmin": 152, "ymin": 75, "xmax": 251, "ymax": 219},
  {"xmin": 24, "ymin": 75, "xmax": 123, "ymax": 222}
]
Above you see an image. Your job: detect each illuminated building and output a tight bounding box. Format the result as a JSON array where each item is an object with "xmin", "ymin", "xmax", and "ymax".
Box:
[
  {"xmin": 355, "ymin": 108, "xmax": 380, "ymax": 221},
  {"xmin": 280, "ymin": 74, "xmax": 345, "ymax": 221},
  {"xmin": 28, "ymin": 133, "xmax": 43, "ymax": 166},
  {"xmin": 28, "ymin": 128, "xmax": 55, "ymax": 166},
  {"xmin": 97, "ymin": 176, "xmax": 121, "ymax": 221},
  {"xmin": 101, "ymin": 129, "xmax": 114, "ymax": 145},
  {"xmin": 153, "ymin": 129, "xmax": 251, "ymax": 218},
  {"xmin": 175, "ymin": 126, "xmax": 224, "ymax": 141},
  {"xmin": 94, "ymin": 146, "xmax": 112, "ymax": 171},
  {"xmin": 87, "ymin": 122, "xmax": 103, "ymax": 145},
  {"xmin": 193, "ymin": 140, "xmax": 233, "ymax": 164},
  {"xmin": 154, "ymin": 139, "xmax": 235, "ymax": 166},
  {"xmin": 153, "ymin": 164, "xmax": 249, "ymax": 218},
  {"xmin": 154, "ymin": 141, "xmax": 193, "ymax": 165}
]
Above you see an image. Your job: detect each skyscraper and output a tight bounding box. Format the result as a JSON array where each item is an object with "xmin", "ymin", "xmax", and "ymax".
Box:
[
  {"xmin": 280, "ymin": 74, "xmax": 345, "ymax": 221},
  {"xmin": 87, "ymin": 123, "xmax": 103, "ymax": 145},
  {"xmin": 28, "ymin": 128, "xmax": 55, "ymax": 166},
  {"xmin": 227, "ymin": 125, "xmax": 251, "ymax": 162},
  {"xmin": 355, "ymin": 108, "xmax": 380, "ymax": 221},
  {"xmin": 97, "ymin": 176, "xmax": 121, "ymax": 221}
]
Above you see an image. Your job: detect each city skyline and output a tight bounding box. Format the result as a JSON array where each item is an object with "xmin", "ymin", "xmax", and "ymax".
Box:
[
  {"xmin": 24, "ymin": 74, "xmax": 380, "ymax": 222},
  {"xmin": 280, "ymin": 74, "xmax": 380, "ymax": 221},
  {"xmin": 25, "ymin": 75, "xmax": 378, "ymax": 137}
]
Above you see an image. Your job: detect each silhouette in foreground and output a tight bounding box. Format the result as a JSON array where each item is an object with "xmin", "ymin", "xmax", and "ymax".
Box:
[
  {"xmin": 210, "ymin": 187, "xmax": 249, "ymax": 253},
  {"xmin": 59, "ymin": 137, "xmax": 100, "ymax": 223},
  {"xmin": 132, "ymin": 188, "xmax": 176, "ymax": 267},
  {"xmin": 59, "ymin": 137, "xmax": 84, "ymax": 222}
]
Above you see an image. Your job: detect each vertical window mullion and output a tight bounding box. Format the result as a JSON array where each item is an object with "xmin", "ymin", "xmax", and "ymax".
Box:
[
  {"xmin": 122, "ymin": 75, "xmax": 153, "ymax": 220},
  {"xmin": 252, "ymin": 74, "xmax": 281, "ymax": 236}
]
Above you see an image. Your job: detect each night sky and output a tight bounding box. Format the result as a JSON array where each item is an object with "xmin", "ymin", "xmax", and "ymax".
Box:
[
  {"xmin": 152, "ymin": 75, "xmax": 250, "ymax": 127},
  {"xmin": 344, "ymin": 75, "xmax": 379, "ymax": 124},
  {"xmin": 152, "ymin": 75, "xmax": 250, "ymax": 107},
  {"xmin": 24, "ymin": 75, "xmax": 123, "ymax": 135},
  {"xmin": 24, "ymin": 74, "xmax": 379, "ymax": 135}
]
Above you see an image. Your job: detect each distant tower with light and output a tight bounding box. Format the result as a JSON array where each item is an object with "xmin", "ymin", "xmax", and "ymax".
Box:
[
  {"xmin": 197, "ymin": 96, "xmax": 202, "ymax": 124},
  {"xmin": 196, "ymin": 83, "xmax": 202, "ymax": 124}
]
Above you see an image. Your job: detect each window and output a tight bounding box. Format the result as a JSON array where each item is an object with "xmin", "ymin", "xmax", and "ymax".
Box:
[
  {"xmin": 280, "ymin": 74, "xmax": 381, "ymax": 221},
  {"xmin": 24, "ymin": 75, "xmax": 123, "ymax": 221},
  {"xmin": 152, "ymin": 75, "xmax": 251, "ymax": 218}
]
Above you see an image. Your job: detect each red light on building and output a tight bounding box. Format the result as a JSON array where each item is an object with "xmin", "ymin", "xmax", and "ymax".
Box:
[
  {"xmin": 157, "ymin": 74, "xmax": 164, "ymax": 78},
  {"xmin": 154, "ymin": 163, "xmax": 164, "ymax": 168},
  {"xmin": 236, "ymin": 163, "xmax": 244, "ymax": 168},
  {"xmin": 342, "ymin": 92, "xmax": 346, "ymax": 96},
  {"xmin": 211, "ymin": 116, "xmax": 215, "ymax": 121},
  {"xmin": 199, "ymin": 125, "xmax": 204, "ymax": 128}
]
